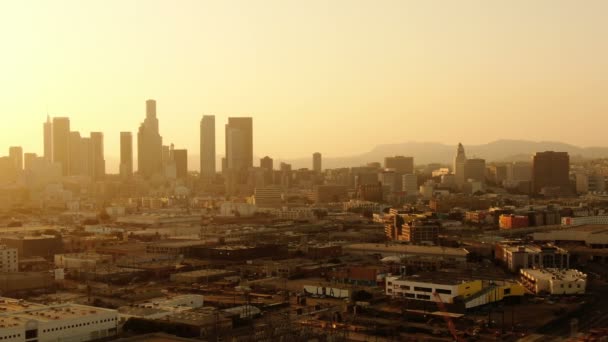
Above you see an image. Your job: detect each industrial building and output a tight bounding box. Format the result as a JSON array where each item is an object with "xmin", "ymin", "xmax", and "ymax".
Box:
[
  {"xmin": 170, "ymin": 269, "xmax": 236, "ymax": 284},
  {"xmin": 520, "ymin": 268, "xmax": 587, "ymax": 295},
  {"xmin": 344, "ymin": 243, "xmax": 469, "ymax": 264},
  {"xmin": 495, "ymin": 243, "xmax": 569, "ymax": 272},
  {"xmin": 0, "ymin": 297, "xmax": 118, "ymax": 341},
  {"xmin": 384, "ymin": 273, "xmax": 525, "ymax": 310},
  {"xmin": 0, "ymin": 245, "xmax": 18, "ymax": 272},
  {"xmin": 192, "ymin": 244, "xmax": 287, "ymax": 260}
]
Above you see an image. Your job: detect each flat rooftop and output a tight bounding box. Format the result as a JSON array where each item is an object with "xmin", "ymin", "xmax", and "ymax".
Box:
[
  {"xmin": 172, "ymin": 269, "xmax": 235, "ymax": 277},
  {"xmin": 344, "ymin": 243, "xmax": 469, "ymax": 257},
  {"xmin": 0, "ymin": 297, "xmax": 116, "ymax": 328},
  {"xmin": 520, "ymin": 268, "xmax": 587, "ymax": 281},
  {"xmin": 388, "ymin": 272, "xmax": 478, "ymax": 285}
]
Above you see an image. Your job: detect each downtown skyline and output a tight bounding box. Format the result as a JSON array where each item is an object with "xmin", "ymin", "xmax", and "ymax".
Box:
[
  {"xmin": 3, "ymin": 101, "xmax": 608, "ymax": 175},
  {"xmin": 2, "ymin": 0, "xmax": 608, "ymax": 164}
]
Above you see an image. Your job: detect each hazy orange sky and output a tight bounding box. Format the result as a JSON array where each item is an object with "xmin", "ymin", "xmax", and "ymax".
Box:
[{"xmin": 1, "ymin": 0, "xmax": 608, "ymax": 172}]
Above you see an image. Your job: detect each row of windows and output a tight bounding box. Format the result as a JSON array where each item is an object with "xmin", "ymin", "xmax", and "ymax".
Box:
[
  {"xmin": 0, "ymin": 334, "xmax": 21, "ymax": 340},
  {"xmin": 390, "ymin": 292, "xmax": 432, "ymax": 300},
  {"xmin": 42, "ymin": 317, "xmax": 117, "ymax": 333},
  {"xmin": 389, "ymin": 284, "xmax": 453, "ymax": 295}
]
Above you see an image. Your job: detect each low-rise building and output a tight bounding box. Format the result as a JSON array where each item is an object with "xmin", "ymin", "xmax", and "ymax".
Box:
[
  {"xmin": 0, "ymin": 297, "xmax": 118, "ymax": 341},
  {"xmin": 400, "ymin": 220, "xmax": 440, "ymax": 244},
  {"xmin": 54, "ymin": 253, "xmax": 113, "ymax": 270},
  {"xmin": 0, "ymin": 245, "xmax": 18, "ymax": 272},
  {"xmin": 344, "ymin": 243, "xmax": 469, "ymax": 265},
  {"xmin": 520, "ymin": 268, "xmax": 587, "ymax": 295},
  {"xmin": 385, "ymin": 274, "xmax": 481, "ymax": 304},
  {"xmin": 495, "ymin": 243, "xmax": 569, "ymax": 272},
  {"xmin": 170, "ymin": 269, "xmax": 236, "ymax": 284},
  {"xmin": 499, "ymin": 214, "xmax": 529, "ymax": 229},
  {"xmin": 385, "ymin": 274, "xmax": 525, "ymax": 311}
]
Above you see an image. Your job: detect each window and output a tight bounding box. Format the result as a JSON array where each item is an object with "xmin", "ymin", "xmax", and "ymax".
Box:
[
  {"xmin": 417, "ymin": 294, "xmax": 431, "ymax": 300},
  {"xmin": 405, "ymin": 293, "xmax": 415, "ymax": 298},
  {"xmin": 414, "ymin": 287, "xmax": 432, "ymax": 293},
  {"xmin": 436, "ymin": 289, "xmax": 452, "ymax": 295},
  {"xmin": 400, "ymin": 285, "xmax": 410, "ymax": 290},
  {"xmin": 25, "ymin": 329, "xmax": 38, "ymax": 339},
  {"xmin": 504, "ymin": 288, "xmax": 511, "ymax": 295}
]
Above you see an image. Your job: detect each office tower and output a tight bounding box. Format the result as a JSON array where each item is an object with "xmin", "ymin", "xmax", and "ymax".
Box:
[
  {"xmin": 200, "ymin": 115, "xmax": 216, "ymax": 178},
  {"xmin": 52, "ymin": 117, "xmax": 70, "ymax": 176},
  {"xmin": 402, "ymin": 174, "xmax": 418, "ymax": 196},
  {"xmin": 68, "ymin": 131, "xmax": 83, "ymax": 176},
  {"xmin": 43, "ymin": 115, "xmax": 53, "ymax": 161},
  {"xmin": 464, "ymin": 158, "xmax": 486, "ymax": 183},
  {"xmin": 507, "ymin": 161, "xmax": 532, "ymax": 182},
  {"xmin": 172, "ymin": 149, "xmax": 188, "ymax": 179},
  {"xmin": 225, "ymin": 117, "xmax": 253, "ymax": 173},
  {"xmin": 280, "ymin": 162, "xmax": 292, "ymax": 189},
  {"xmin": 260, "ymin": 156, "xmax": 273, "ymax": 171},
  {"xmin": 384, "ymin": 156, "xmax": 414, "ymax": 174},
  {"xmin": 137, "ymin": 99, "xmax": 163, "ymax": 178},
  {"xmin": 532, "ymin": 151, "xmax": 570, "ymax": 194},
  {"xmin": 253, "ymin": 186, "xmax": 283, "ymax": 208},
  {"xmin": 312, "ymin": 152, "xmax": 322, "ymax": 173},
  {"xmin": 90, "ymin": 132, "xmax": 105, "ymax": 180},
  {"xmin": 378, "ymin": 170, "xmax": 398, "ymax": 193},
  {"xmin": 454, "ymin": 143, "xmax": 467, "ymax": 188},
  {"xmin": 23, "ymin": 153, "xmax": 37, "ymax": 171},
  {"xmin": 0, "ymin": 157, "xmax": 17, "ymax": 184},
  {"xmin": 162, "ymin": 145, "xmax": 171, "ymax": 165},
  {"xmin": 260, "ymin": 156, "xmax": 274, "ymax": 185},
  {"xmin": 8, "ymin": 146, "xmax": 23, "ymax": 172},
  {"xmin": 80, "ymin": 137, "xmax": 91, "ymax": 177},
  {"xmin": 120, "ymin": 132, "xmax": 133, "ymax": 178}
]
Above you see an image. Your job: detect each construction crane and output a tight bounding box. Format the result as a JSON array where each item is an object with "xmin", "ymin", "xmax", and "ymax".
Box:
[{"xmin": 432, "ymin": 291, "xmax": 463, "ymax": 342}]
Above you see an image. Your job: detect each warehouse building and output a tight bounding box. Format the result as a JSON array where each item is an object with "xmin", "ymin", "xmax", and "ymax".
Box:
[
  {"xmin": 520, "ymin": 268, "xmax": 587, "ymax": 295},
  {"xmin": 0, "ymin": 297, "xmax": 118, "ymax": 341}
]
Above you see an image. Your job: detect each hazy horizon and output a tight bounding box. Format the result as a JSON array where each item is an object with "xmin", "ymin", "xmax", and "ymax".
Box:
[{"xmin": 2, "ymin": 0, "xmax": 608, "ymax": 171}]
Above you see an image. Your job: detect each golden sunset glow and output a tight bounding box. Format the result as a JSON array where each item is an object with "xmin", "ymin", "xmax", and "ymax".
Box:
[{"xmin": 1, "ymin": 0, "xmax": 608, "ymax": 171}]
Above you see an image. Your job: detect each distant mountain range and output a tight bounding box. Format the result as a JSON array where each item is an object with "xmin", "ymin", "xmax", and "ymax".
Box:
[
  {"xmin": 106, "ymin": 139, "xmax": 608, "ymax": 172},
  {"xmin": 278, "ymin": 140, "xmax": 608, "ymax": 169}
]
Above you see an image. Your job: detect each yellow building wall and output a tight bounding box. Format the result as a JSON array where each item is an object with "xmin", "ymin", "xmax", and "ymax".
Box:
[
  {"xmin": 485, "ymin": 283, "xmax": 525, "ymax": 303},
  {"xmin": 456, "ymin": 280, "xmax": 483, "ymax": 299}
]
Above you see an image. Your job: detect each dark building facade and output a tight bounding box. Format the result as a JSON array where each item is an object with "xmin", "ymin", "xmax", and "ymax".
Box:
[{"xmin": 532, "ymin": 151, "xmax": 570, "ymax": 195}]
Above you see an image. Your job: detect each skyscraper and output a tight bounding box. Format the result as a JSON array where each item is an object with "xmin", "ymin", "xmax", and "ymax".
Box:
[
  {"xmin": 200, "ymin": 115, "xmax": 215, "ymax": 178},
  {"xmin": 225, "ymin": 117, "xmax": 253, "ymax": 173},
  {"xmin": 23, "ymin": 153, "xmax": 37, "ymax": 171},
  {"xmin": 313, "ymin": 152, "xmax": 322, "ymax": 173},
  {"xmin": 224, "ymin": 117, "xmax": 253, "ymax": 194},
  {"xmin": 8, "ymin": 146, "xmax": 23, "ymax": 172},
  {"xmin": 464, "ymin": 158, "xmax": 486, "ymax": 183},
  {"xmin": 120, "ymin": 132, "xmax": 133, "ymax": 178},
  {"xmin": 532, "ymin": 151, "xmax": 570, "ymax": 195},
  {"xmin": 172, "ymin": 149, "xmax": 188, "ymax": 179},
  {"xmin": 52, "ymin": 117, "xmax": 70, "ymax": 176},
  {"xmin": 454, "ymin": 143, "xmax": 467, "ymax": 188},
  {"xmin": 137, "ymin": 99, "xmax": 163, "ymax": 178},
  {"xmin": 384, "ymin": 156, "xmax": 414, "ymax": 174},
  {"xmin": 90, "ymin": 132, "xmax": 105, "ymax": 180},
  {"xmin": 43, "ymin": 115, "xmax": 53, "ymax": 161},
  {"xmin": 68, "ymin": 131, "xmax": 84, "ymax": 176},
  {"xmin": 260, "ymin": 156, "xmax": 274, "ymax": 185},
  {"xmin": 260, "ymin": 156, "xmax": 273, "ymax": 171}
]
